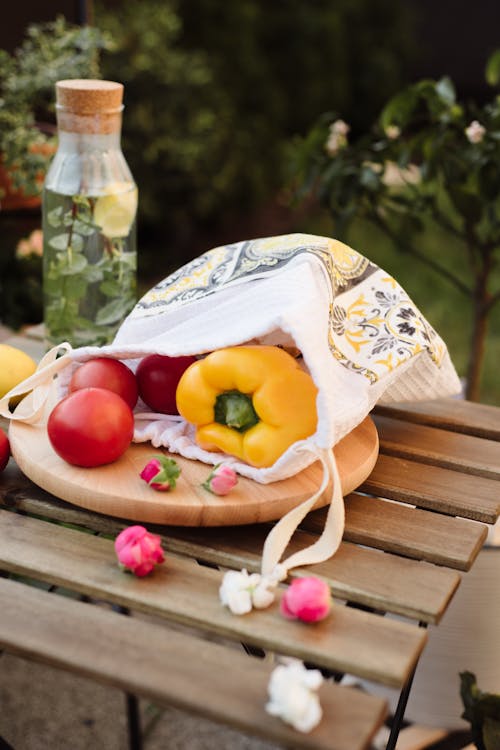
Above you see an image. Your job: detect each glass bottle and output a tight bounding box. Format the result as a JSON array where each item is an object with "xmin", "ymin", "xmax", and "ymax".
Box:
[{"xmin": 42, "ymin": 79, "xmax": 138, "ymax": 349}]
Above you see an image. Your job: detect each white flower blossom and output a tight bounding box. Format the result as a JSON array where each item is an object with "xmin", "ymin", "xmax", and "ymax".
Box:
[
  {"xmin": 325, "ymin": 119, "xmax": 350, "ymax": 156},
  {"xmin": 219, "ymin": 568, "xmax": 283, "ymax": 614},
  {"xmin": 266, "ymin": 659, "xmax": 324, "ymax": 733},
  {"xmin": 382, "ymin": 161, "xmax": 421, "ymax": 187},
  {"xmin": 465, "ymin": 120, "xmax": 486, "ymax": 144},
  {"xmin": 251, "ymin": 583, "xmax": 276, "ymax": 609},
  {"xmin": 385, "ymin": 124, "xmax": 401, "ymax": 140},
  {"xmin": 330, "ymin": 119, "xmax": 350, "ymax": 136}
]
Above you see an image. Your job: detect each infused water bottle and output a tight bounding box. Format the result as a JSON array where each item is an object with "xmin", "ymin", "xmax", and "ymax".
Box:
[{"xmin": 42, "ymin": 79, "xmax": 137, "ymax": 348}]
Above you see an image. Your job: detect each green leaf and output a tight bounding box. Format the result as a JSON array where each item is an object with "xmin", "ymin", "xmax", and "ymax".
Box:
[
  {"xmin": 359, "ymin": 165, "xmax": 380, "ymax": 191},
  {"xmin": 483, "ymin": 716, "xmax": 500, "ymax": 750},
  {"xmin": 486, "ymin": 50, "xmax": 500, "ymax": 86},
  {"xmin": 95, "ymin": 297, "xmax": 129, "ymax": 325},
  {"xmin": 47, "ymin": 206, "xmax": 63, "ymax": 228},
  {"xmin": 73, "ymin": 218, "xmax": 97, "ymax": 236},
  {"xmin": 64, "ymin": 275, "xmax": 87, "ymax": 299},
  {"xmin": 72, "ymin": 194, "xmax": 92, "ymax": 208},
  {"xmin": 71, "ymin": 234, "xmax": 84, "ymax": 253},
  {"xmin": 119, "ymin": 252, "xmax": 137, "ymax": 270},
  {"xmin": 145, "ymin": 455, "xmax": 181, "ymax": 490},
  {"xmin": 100, "ymin": 279, "xmax": 121, "ymax": 296},
  {"xmin": 380, "ymin": 88, "xmax": 417, "ymax": 130},
  {"xmin": 43, "ymin": 275, "xmax": 62, "ymax": 296},
  {"xmin": 60, "ymin": 253, "xmax": 88, "ymax": 275},
  {"xmin": 435, "ymin": 76, "xmax": 456, "ymax": 106},
  {"xmin": 48, "ymin": 233, "xmax": 70, "ymax": 250},
  {"xmin": 83, "ymin": 264, "xmax": 104, "ymax": 283},
  {"xmin": 460, "ymin": 672, "xmax": 486, "ymax": 750},
  {"xmin": 460, "ymin": 671, "xmax": 500, "ymax": 750}
]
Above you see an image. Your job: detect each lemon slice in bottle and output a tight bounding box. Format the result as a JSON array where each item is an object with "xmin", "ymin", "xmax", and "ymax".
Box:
[{"xmin": 94, "ymin": 182, "xmax": 138, "ymax": 239}]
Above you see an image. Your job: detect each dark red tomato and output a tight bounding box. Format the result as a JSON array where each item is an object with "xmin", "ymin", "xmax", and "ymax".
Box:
[
  {"xmin": 47, "ymin": 387, "xmax": 134, "ymax": 467},
  {"xmin": 68, "ymin": 357, "xmax": 138, "ymax": 410},
  {"xmin": 136, "ymin": 354, "xmax": 197, "ymax": 414},
  {"xmin": 0, "ymin": 429, "xmax": 10, "ymax": 472}
]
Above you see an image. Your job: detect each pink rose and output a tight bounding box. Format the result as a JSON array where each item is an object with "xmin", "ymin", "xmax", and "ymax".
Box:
[
  {"xmin": 114, "ymin": 525, "xmax": 165, "ymax": 577},
  {"xmin": 202, "ymin": 463, "xmax": 238, "ymax": 496},
  {"xmin": 140, "ymin": 455, "xmax": 180, "ymax": 491},
  {"xmin": 280, "ymin": 577, "xmax": 332, "ymax": 623}
]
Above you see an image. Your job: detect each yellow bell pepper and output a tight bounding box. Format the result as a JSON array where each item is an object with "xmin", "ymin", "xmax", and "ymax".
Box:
[{"xmin": 175, "ymin": 345, "xmax": 318, "ymax": 468}]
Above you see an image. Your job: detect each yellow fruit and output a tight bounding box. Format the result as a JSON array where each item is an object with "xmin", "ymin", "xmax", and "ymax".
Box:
[
  {"xmin": 0, "ymin": 344, "xmax": 37, "ymax": 405},
  {"xmin": 94, "ymin": 182, "xmax": 138, "ymax": 239}
]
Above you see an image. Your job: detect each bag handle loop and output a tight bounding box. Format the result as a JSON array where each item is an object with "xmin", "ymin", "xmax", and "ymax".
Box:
[{"xmin": 0, "ymin": 343, "xmax": 73, "ymax": 424}]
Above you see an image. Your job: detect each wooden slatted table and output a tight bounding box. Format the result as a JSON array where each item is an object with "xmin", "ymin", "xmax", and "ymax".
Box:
[{"xmin": 0, "ymin": 333, "xmax": 498, "ymax": 750}]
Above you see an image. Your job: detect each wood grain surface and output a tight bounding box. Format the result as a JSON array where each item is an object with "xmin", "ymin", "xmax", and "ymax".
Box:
[
  {"xmin": 0, "ymin": 510, "xmax": 427, "ymax": 687},
  {"xmin": 361, "ymin": 454, "xmax": 500, "ymax": 524},
  {"xmin": 0, "ymin": 576, "xmax": 387, "ymax": 750},
  {"xmin": 9, "ymin": 403, "xmax": 378, "ymax": 526},
  {"xmin": 375, "ymin": 414, "xmax": 500, "ymax": 479},
  {"xmin": 306, "ymin": 494, "xmax": 488, "ymax": 571},
  {"xmin": 0, "ymin": 469, "xmax": 460, "ymax": 624},
  {"xmin": 375, "ymin": 398, "xmax": 500, "ymax": 441}
]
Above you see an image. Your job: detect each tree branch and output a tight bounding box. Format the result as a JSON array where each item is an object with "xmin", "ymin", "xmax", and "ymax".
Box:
[
  {"xmin": 430, "ymin": 206, "xmax": 465, "ymax": 241},
  {"xmin": 484, "ymin": 288, "xmax": 500, "ymax": 314},
  {"xmin": 369, "ymin": 212, "xmax": 473, "ymax": 298}
]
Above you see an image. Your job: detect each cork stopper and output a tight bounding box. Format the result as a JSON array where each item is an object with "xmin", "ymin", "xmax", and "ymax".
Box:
[{"xmin": 56, "ymin": 79, "xmax": 124, "ymax": 135}]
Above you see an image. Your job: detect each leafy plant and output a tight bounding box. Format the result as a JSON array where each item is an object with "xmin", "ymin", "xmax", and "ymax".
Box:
[
  {"xmin": 460, "ymin": 671, "xmax": 500, "ymax": 750},
  {"xmin": 95, "ymin": 0, "xmax": 416, "ymax": 269},
  {"xmin": 0, "ymin": 16, "xmax": 112, "ymax": 198},
  {"xmin": 290, "ymin": 50, "xmax": 500, "ymax": 401},
  {"xmin": 43, "ymin": 192, "xmax": 136, "ymax": 347},
  {"xmin": 94, "ymin": 0, "xmax": 231, "ymax": 268}
]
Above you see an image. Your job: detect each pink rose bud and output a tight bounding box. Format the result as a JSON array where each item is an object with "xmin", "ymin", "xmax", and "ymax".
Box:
[
  {"xmin": 140, "ymin": 455, "xmax": 180, "ymax": 491},
  {"xmin": 114, "ymin": 525, "xmax": 165, "ymax": 577},
  {"xmin": 280, "ymin": 577, "xmax": 332, "ymax": 623},
  {"xmin": 202, "ymin": 463, "xmax": 238, "ymax": 495}
]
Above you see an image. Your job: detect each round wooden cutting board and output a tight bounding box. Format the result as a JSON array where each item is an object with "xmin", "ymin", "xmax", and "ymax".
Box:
[{"xmin": 9, "ymin": 403, "xmax": 378, "ymax": 526}]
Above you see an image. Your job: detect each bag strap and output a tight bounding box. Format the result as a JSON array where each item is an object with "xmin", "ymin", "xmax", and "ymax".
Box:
[
  {"xmin": 219, "ymin": 446, "xmax": 345, "ymax": 614},
  {"xmin": 0, "ymin": 343, "xmax": 73, "ymax": 424},
  {"xmin": 261, "ymin": 447, "xmax": 344, "ymax": 578}
]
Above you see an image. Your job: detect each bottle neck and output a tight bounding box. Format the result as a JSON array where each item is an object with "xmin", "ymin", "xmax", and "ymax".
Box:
[
  {"xmin": 56, "ymin": 129, "xmax": 123, "ymax": 154},
  {"xmin": 45, "ymin": 124, "xmax": 133, "ymax": 195},
  {"xmin": 56, "ymin": 104, "xmax": 123, "ymax": 138}
]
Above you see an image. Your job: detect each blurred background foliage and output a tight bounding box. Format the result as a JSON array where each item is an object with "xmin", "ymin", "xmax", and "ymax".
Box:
[
  {"xmin": 4, "ymin": 0, "xmax": 500, "ymax": 401},
  {"xmin": 94, "ymin": 0, "xmax": 417, "ymax": 273}
]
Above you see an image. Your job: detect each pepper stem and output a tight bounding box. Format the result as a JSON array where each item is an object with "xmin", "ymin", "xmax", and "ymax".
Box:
[{"xmin": 214, "ymin": 390, "xmax": 259, "ymax": 432}]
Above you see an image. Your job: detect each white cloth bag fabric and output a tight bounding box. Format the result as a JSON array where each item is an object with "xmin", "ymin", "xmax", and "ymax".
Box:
[
  {"xmin": 57, "ymin": 232, "xmax": 460, "ymax": 481},
  {"xmin": 0, "ymin": 233, "xmax": 462, "ymax": 593},
  {"xmin": 2, "ymin": 232, "xmax": 461, "ymax": 482}
]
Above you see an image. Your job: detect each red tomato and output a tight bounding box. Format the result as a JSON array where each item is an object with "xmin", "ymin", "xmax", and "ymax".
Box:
[
  {"xmin": 47, "ymin": 387, "xmax": 134, "ymax": 467},
  {"xmin": 0, "ymin": 429, "xmax": 10, "ymax": 472},
  {"xmin": 136, "ymin": 354, "xmax": 197, "ymax": 414},
  {"xmin": 69, "ymin": 357, "xmax": 138, "ymax": 410}
]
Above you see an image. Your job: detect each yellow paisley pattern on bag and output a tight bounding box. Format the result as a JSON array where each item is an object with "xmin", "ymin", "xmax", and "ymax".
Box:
[{"xmin": 133, "ymin": 233, "xmax": 445, "ymax": 383}]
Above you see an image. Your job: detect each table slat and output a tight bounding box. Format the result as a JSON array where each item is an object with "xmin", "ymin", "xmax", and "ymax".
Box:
[
  {"xmin": 0, "ymin": 510, "xmax": 427, "ymax": 688},
  {"xmin": 374, "ymin": 399, "xmax": 500, "ymax": 441},
  {"xmin": 0, "ymin": 576, "xmax": 387, "ymax": 750},
  {"xmin": 361, "ymin": 454, "xmax": 500, "ymax": 523},
  {"xmin": 375, "ymin": 414, "xmax": 500, "ymax": 479},
  {"xmin": 164, "ymin": 527, "xmax": 460, "ymax": 625},
  {"xmin": 0, "ymin": 474, "xmax": 461, "ymax": 623},
  {"xmin": 305, "ymin": 494, "xmax": 487, "ymax": 571}
]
